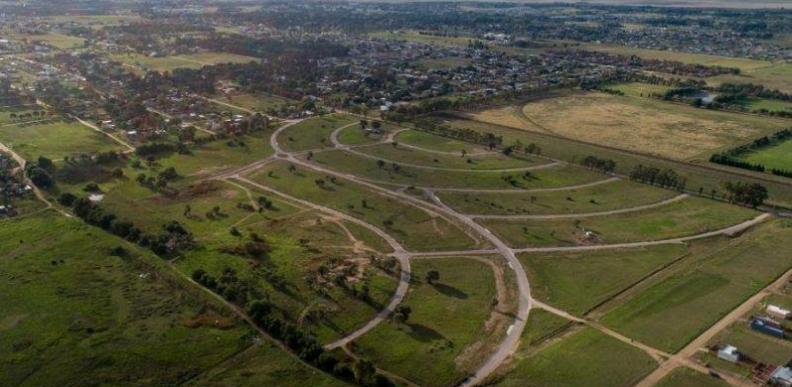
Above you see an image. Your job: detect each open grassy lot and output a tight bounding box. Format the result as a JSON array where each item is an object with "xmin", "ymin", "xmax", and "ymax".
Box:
[
  {"xmin": 609, "ymin": 82, "xmax": 672, "ymax": 98},
  {"xmin": 432, "ymin": 114, "xmax": 792, "ymax": 208},
  {"xmin": 0, "ymin": 211, "xmax": 254, "ymax": 386},
  {"xmin": 214, "ymin": 93, "xmax": 293, "ymax": 113},
  {"xmin": 438, "ymin": 178, "xmax": 677, "ymax": 215},
  {"xmin": 13, "ymin": 33, "xmax": 85, "ymax": 49},
  {"xmin": 655, "ymin": 367, "xmax": 729, "ymax": 387},
  {"xmin": 335, "ymin": 122, "xmax": 396, "ymax": 146},
  {"xmin": 278, "ymin": 114, "xmax": 358, "ymax": 152},
  {"xmin": 352, "ymin": 258, "xmax": 497, "ymax": 387},
  {"xmin": 582, "ymin": 43, "xmax": 772, "ymax": 72},
  {"xmin": 708, "ymin": 62, "xmax": 792, "ymax": 94},
  {"xmin": 473, "ymin": 92, "xmax": 789, "ymax": 161},
  {"xmin": 248, "ymin": 160, "xmax": 481, "ymax": 252},
  {"xmin": 0, "ymin": 119, "xmax": 123, "ymax": 161},
  {"xmin": 310, "ymin": 150, "xmax": 604, "ymax": 190},
  {"xmin": 394, "ymin": 129, "xmax": 493, "ymax": 154},
  {"xmin": 601, "ymin": 220, "xmax": 792, "ymax": 353},
  {"xmin": 519, "ymin": 244, "xmax": 688, "ymax": 316},
  {"xmin": 112, "ymin": 52, "xmax": 259, "ymax": 73},
  {"xmin": 740, "ymin": 96, "xmax": 792, "ymax": 113},
  {"xmin": 354, "ymin": 143, "xmax": 541, "ymax": 171},
  {"xmin": 708, "ymin": 322, "xmax": 792, "ymax": 366},
  {"xmin": 491, "ymin": 327, "xmax": 657, "ymax": 387},
  {"xmin": 480, "ymin": 196, "xmax": 757, "ymax": 248},
  {"xmin": 186, "ymin": 343, "xmax": 347, "ymax": 387},
  {"xmin": 0, "ymin": 106, "xmax": 47, "ymax": 125},
  {"xmin": 739, "ymin": 138, "xmax": 792, "ymax": 171}
]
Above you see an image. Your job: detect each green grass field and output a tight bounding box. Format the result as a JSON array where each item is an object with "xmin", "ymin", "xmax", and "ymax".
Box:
[
  {"xmin": 0, "ymin": 211, "xmax": 253, "ymax": 385},
  {"xmin": 112, "ymin": 52, "xmax": 259, "ymax": 73},
  {"xmin": 491, "ymin": 327, "xmax": 657, "ymax": 387},
  {"xmin": 395, "ymin": 129, "xmax": 492, "ymax": 154},
  {"xmin": 582, "ymin": 44, "xmax": 772, "ymax": 72},
  {"xmin": 519, "ymin": 244, "xmax": 688, "ymax": 316},
  {"xmin": 655, "ymin": 367, "xmax": 728, "ymax": 387},
  {"xmin": 708, "ymin": 62, "xmax": 792, "ymax": 94},
  {"xmin": 609, "ymin": 82, "xmax": 672, "ymax": 98},
  {"xmin": 15, "ymin": 33, "xmax": 85, "ymax": 49},
  {"xmin": 438, "ymin": 179, "xmax": 677, "ymax": 215},
  {"xmin": 0, "ymin": 107, "xmax": 47, "ymax": 125},
  {"xmin": 335, "ymin": 123, "xmax": 397, "ymax": 146},
  {"xmin": 710, "ymin": 323, "xmax": 792, "ymax": 366},
  {"xmin": 248, "ymin": 161, "xmax": 481, "ymax": 252},
  {"xmin": 480, "ymin": 197, "xmax": 757, "ymax": 248},
  {"xmin": 352, "ymin": 258, "xmax": 497, "ymax": 387},
  {"xmin": 740, "ymin": 138, "xmax": 792, "ymax": 171},
  {"xmin": 354, "ymin": 143, "xmax": 541, "ymax": 171},
  {"xmin": 310, "ymin": 150, "xmax": 604, "ymax": 190},
  {"xmin": 214, "ymin": 93, "xmax": 294, "ymax": 113},
  {"xmin": 0, "ymin": 119, "xmax": 123, "ymax": 161},
  {"xmin": 278, "ymin": 114, "xmax": 358, "ymax": 152},
  {"xmin": 602, "ymin": 220, "xmax": 792, "ymax": 353}
]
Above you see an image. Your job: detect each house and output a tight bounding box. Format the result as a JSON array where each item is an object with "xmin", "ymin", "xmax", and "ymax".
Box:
[
  {"xmin": 717, "ymin": 345, "xmax": 739, "ymax": 363},
  {"xmin": 767, "ymin": 305, "xmax": 791, "ymax": 320},
  {"xmin": 751, "ymin": 318, "xmax": 785, "ymax": 338},
  {"xmin": 770, "ymin": 367, "xmax": 792, "ymax": 386}
]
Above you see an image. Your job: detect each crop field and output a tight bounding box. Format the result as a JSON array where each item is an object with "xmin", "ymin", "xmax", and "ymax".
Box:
[
  {"xmin": 0, "ymin": 211, "xmax": 253, "ymax": 385},
  {"xmin": 491, "ymin": 327, "xmax": 657, "ymax": 387},
  {"xmin": 278, "ymin": 114, "xmax": 358, "ymax": 152},
  {"xmin": 247, "ymin": 161, "xmax": 482, "ymax": 251},
  {"xmin": 473, "ymin": 92, "xmax": 789, "ymax": 161},
  {"xmin": 0, "ymin": 119, "xmax": 123, "ymax": 160},
  {"xmin": 479, "ymin": 196, "xmax": 757, "ymax": 248},
  {"xmin": 739, "ymin": 138, "xmax": 792, "ymax": 171},
  {"xmin": 519, "ymin": 244, "xmax": 688, "ymax": 316},
  {"xmin": 601, "ymin": 220, "xmax": 792, "ymax": 353},
  {"xmin": 351, "ymin": 258, "xmax": 498, "ymax": 387},
  {"xmin": 309, "ymin": 150, "xmax": 603, "ymax": 190},
  {"xmin": 437, "ymin": 178, "xmax": 677, "ymax": 216},
  {"xmin": 353, "ymin": 142, "xmax": 542, "ymax": 171}
]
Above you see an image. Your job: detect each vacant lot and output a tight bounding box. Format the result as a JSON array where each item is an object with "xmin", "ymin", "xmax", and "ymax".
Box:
[
  {"xmin": 395, "ymin": 129, "xmax": 492, "ymax": 154},
  {"xmin": 14, "ymin": 32, "xmax": 85, "ymax": 49},
  {"xmin": 0, "ymin": 212, "xmax": 254, "ymax": 386},
  {"xmin": 480, "ymin": 196, "xmax": 757, "ymax": 248},
  {"xmin": 0, "ymin": 107, "xmax": 47, "ymax": 125},
  {"xmin": 485, "ymin": 92, "xmax": 790, "ymax": 161},
  {"xmin": 609, "ymin": 82, "xmax": 672, "ymax": 98},
  {"xmin": 740, "ymin": 138, "xmax": 792, "ymax": 171},
  {"xmin": 112, "ymin": 52, "xmax": 259, "ymax": 73},
  {"xmin": 311, "ymin": 150, "xmax": 603, "ymax": 190},
  {"xmin": 438, "ymin": 179, "xmax": 677, "ymax": 216},
  {"xmin": 278, "ymin": 114, "xmax": 357, "ymax": 152},
  {"xmin": 491, "ymin": 327, "xmax": 656, "ymax": 387},
  {"xmin": 355, "ymin": 143, "xmax": 540, "ymax": 171},
  {"xmin": 602, "ymin": 221, "xmax": 792, "ymax": 353},
  {"xmin": 0, "ymin": 119, "xmax": 123, "ymax": 160},
  {"xmin": 655, "ymin": 367, "xmax": 728, "ymax": 387},
  {"xmin": 214, "ymin": 93, "xmax": 293, "ymax": 113},
  {"xmin": 352, "ymin": 258, "xmax": 497, "ymax": 387},
  {"xmin": 248, "ymin": 161, "xmax": 481, "ymax": 251},
  {"xmin": 519, "ymin": 244, "xmax": 688, "ymax": 316}
]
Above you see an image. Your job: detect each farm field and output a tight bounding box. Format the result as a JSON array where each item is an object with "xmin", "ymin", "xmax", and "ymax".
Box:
[
  {"xmin": 278, "ymin": 114, "xmax": 358, "ymax": 152},
  {"xmin": 0, "ymin": 119, "xmax": 124, "ymax": 160},
  {"xmin": 247, "ymin": 160, "xmax": 482, "ymax": 251},
  {"xmin": 519, "ymin": 244, "xmax": 688, "ymax": 316},
  {"xmin": 601, "ymin": 220, "xmax": 792, "ymax": 353},
  {"xmin": 739, "ymin": 138, "xmax": 792, "ymax": 171},
  {"xmin": 310, "ymin": 149, "xmax": 604, "ymax": 190},
  {"xmin": 479, "ymin": 196, "xmax": 758, "ymax": 248},
  {"xmin": 437, "ymin": 178, "xmax": 677, "ymax": 216},
  {"xmin": 490, "ymin": 327, "xmax": 657, "ymax": 387},
  {"xmin": 353, "ymin": 142, "xmax": 541, "ymax": 171},
  {"xmin": 351, "ymin": 258, "xmax": 498, "ymax": 387},
  {"xmin": 0, "ymin": 211, "xmax": 290, "ymax": 386},
  {"xmin": 473, "ymin": 92, "xmax": 789, "ymax": 161}
]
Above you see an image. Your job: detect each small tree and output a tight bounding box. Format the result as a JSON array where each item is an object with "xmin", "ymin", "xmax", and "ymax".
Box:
[
  {"xmin": 425, "ymin": 270, "xmax": 440, "ymax": 284},
  {"xmin": 394, "ymin": 304, "xmax": 412, "ymax": 324}
]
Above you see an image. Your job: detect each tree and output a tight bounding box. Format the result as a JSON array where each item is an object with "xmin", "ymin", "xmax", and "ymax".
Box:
[
  {"xmin": 425, "ymin": 270, "xmax": 440, "ymax": 284},
  {"xmin": 393, "ymin": 304, "xmax": 411, "ymax": 324}
]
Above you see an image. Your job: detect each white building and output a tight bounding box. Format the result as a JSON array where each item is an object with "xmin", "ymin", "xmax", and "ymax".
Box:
[{"xmin": 717, "ymin": 345, "xmax": 739, "ymax": 363}]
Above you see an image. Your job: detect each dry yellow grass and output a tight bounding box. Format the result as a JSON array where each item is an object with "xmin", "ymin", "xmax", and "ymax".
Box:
[{"xmin": 471, "ymin": 93, "xmax": 788, "ymax": 161}]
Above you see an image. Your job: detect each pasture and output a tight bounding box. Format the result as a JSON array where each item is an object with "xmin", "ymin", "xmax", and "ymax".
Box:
[
  {"xmin": 352, "ymin": 258, "xmax": 498, "ymax": 387},
  {"xmin": 739, "ymin": 138, "xmax": 792, "ymax": 171}
]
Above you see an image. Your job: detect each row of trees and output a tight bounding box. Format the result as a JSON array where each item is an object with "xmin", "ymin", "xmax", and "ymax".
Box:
[
  {"xmin": 581, "ymin": 156, "xmax": 616, "ymax": 173},
  {"xmin": 710, "ymin": 129, "xmax": 792, "ymax": 177},
  {"xmin": 629, "ymin": 165, "xmax": 687, "ymax": 191}
]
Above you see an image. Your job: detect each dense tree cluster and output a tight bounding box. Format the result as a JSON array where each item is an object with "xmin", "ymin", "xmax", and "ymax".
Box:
[{"xmin": 629, "ymin": 165, "xmax": 687, "ymax": 191}]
